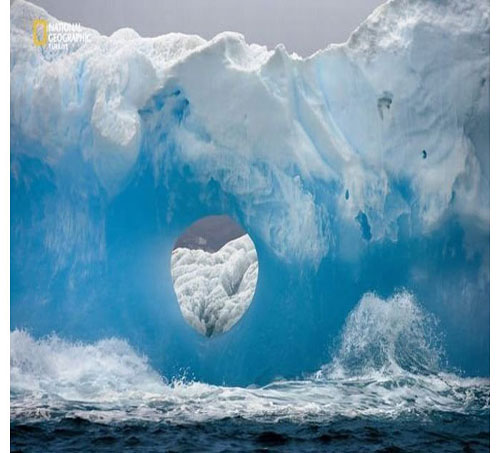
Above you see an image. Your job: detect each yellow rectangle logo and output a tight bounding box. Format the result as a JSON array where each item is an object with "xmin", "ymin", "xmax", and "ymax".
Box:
[{"xmin": 33, "ymin": 19, "xmax": 48, "ymax": 46}]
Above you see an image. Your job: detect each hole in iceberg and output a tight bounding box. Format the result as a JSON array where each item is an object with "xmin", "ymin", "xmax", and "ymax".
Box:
[
  {"xmin": 170, "ymin": 215, "xmax": 259, "ymax": 337},
  {"xmin": 355, "ymin": 211, "xmax": 372, "ymax": 241}
]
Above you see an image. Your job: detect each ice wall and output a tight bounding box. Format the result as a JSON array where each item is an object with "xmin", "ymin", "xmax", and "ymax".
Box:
[{"xmin": 11, "ymin": 0, "xmax": 489, "ymax": 384}]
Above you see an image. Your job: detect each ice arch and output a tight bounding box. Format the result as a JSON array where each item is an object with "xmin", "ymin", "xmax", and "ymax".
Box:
[{"xmin": 10, "ymin": 0, "xmax": 489, "ymax": 385}]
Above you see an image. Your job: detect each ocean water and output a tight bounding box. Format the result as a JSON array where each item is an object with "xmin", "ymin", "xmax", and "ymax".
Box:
[
  {"xmin": 10, "ymin": 412, "xmax": 490, "ymax": 452},
  {"xmin": 11, "ymin": 293, "xmax": 489, "ymax": 452}
]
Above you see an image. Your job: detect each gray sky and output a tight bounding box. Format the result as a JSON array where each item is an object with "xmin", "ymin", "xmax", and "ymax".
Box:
[
  {"xmin": 174, "ymin": 215, "xmax": 246, "ymax": 252},
  {"xmin": 30, "ymin": 0, "xmax": 385, "ymax": 56}
]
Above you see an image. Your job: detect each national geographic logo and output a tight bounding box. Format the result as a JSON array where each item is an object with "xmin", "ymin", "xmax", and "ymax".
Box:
[
  {"xmin": 32, "ymin": 19, "xmax": 47, "ymax": 46},
  {"xmin": 32, "ymin": 19, "xmax": 92, "ymax": 50}
]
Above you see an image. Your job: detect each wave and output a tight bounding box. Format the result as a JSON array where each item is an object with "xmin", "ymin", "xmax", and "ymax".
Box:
[
  {"xmin": 11, "ymin": 292, "xmax": 489, "ymax": 424},
  {"xmin": 321, "ymin": 291, "xmax": 443, "ymax": 377}
]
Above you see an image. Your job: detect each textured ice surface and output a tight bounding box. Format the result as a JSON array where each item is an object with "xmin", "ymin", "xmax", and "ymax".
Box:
[
  {"xmin": 11, "ymin": 0, "xmax": 489, "ymax": 260},
  {"xmin": 171, "ymin": 234, "xmax": 258, "ymax": 336},
  {"xmin": 10, "ymin": 0, "xmax": 489, "ymax": 383}
]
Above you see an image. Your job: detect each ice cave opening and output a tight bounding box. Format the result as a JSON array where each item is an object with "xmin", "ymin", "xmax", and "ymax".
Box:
[{"xmin": 170, "ymin": 215, "xmax": 259, "ymax": 337}]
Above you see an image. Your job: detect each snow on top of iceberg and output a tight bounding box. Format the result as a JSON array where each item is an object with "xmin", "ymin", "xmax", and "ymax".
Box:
[
  {"xmin": 345, "ymin": 0, "xmax": 489, "ymax": 57},
  {"xmin": 11, "ymin": 0, "xmax": 489, "ymax": 263},
  {"xmin": 171, "ymin": 234, "xmax": 258, "ymax": 336}
]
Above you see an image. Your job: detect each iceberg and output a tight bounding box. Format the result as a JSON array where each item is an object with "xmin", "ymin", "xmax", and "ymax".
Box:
[
  {"xmin": 171, "ymin": 234, "xmax": 258, "ymax": 337},
  {"xmin": 10, "ymin": 0, "xmax": 489, "ymax": 385}
]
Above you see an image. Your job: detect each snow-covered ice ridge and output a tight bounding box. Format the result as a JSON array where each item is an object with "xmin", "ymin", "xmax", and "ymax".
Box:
[
  {"xmin": 171, "ymin": 234, "xmax": 258, "ymax": 336},
  {"xmin": 11, "ymin": 0, "xmax": 489, "ymax": 263}
]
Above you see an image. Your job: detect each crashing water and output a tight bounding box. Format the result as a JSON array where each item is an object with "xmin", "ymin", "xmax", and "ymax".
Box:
[
  {"xmin": 11, "ymin": 293, "xmax": 488, "ymax": 422},
  {"xmin": 11, "ymin": 293, "xmax": 489, "ymax": 451}
]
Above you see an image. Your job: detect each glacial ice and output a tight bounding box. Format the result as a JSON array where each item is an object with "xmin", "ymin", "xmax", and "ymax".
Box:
[
  {"xmin": 171, "ymin": 234, "xmax": 258, "ymax": 336},
  {"xmin": 11, "ymin": 0, "xmax": 489, "ymax": 261},
  {"xmin": 10, "ymin": 0, "xmax": 489, "ymax": 384}
]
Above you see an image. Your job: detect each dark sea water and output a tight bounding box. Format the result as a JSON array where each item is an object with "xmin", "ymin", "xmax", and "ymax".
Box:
[{"xmin": 11, "ymin": 412, "xmax": 489, "ymax": 453}]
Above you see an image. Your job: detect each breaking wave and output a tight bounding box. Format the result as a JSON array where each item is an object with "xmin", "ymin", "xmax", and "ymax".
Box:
[{"xmin": 11, "ymin": 292, "xmax": 489, "ymax": 424}]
